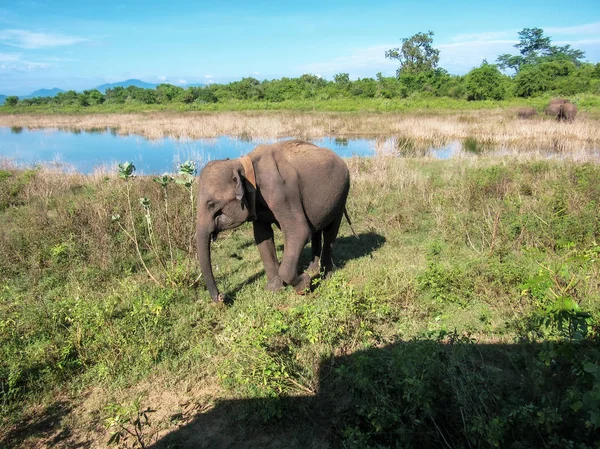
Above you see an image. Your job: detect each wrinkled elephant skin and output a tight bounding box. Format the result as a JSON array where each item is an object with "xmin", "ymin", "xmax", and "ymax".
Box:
[{"xmin": 195, "ymin": 140, "xmax": 351, "ymax": 302}]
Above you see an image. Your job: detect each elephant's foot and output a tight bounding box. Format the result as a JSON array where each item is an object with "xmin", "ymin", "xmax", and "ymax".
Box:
[
  {"xmin": 293, "ymin": 272, "xmax": 312, "ymax": 295},
  {"xmin": 306, "ymin": 261, "xmax": 320, "ymax": 277},
  {"xmin": 211, "ymin": 293, "xmax": 226, "ymax": 304},
  {"xmin": 321, "ymin": 263, "xmax": 334, "ymax": 279},
  {"xmin": 265, "ymin": 276, "xmax": 284, "ymax": 292}
]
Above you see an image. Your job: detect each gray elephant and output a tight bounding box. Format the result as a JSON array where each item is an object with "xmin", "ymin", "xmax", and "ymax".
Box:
[
  {"xmin": 559, "ymin": 103, "xmax": 577, "ymax": 121},
  {"xmin": 545, "ymin": 104, "xmax": 562, "ymax": 118},
  {"xmin": 545, "ymin": 102, "xmax": 577, "ymax": 121},
  {"xmin": 517, "ymin": 107, "xmax": 536, "ymax": 119},
  {"xmin": 195, "ymin": 140, "xmax": 351, "ymax": 302},
  {"xmin": 548, "ymin": 98, "xmax": 569, "ymax": 105}
]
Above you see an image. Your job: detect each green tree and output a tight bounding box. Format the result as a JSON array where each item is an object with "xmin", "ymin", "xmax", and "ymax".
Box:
[
  {"xmin": 385, "ymin": 31, "xmax": 440, "ymax": 76},
  {"xmin": 105, "ymin": 86, "xmax": 127, "ymax": 104},
  {"xmin": 4, "ymin": 96, "xmax": 18, "ymax": 107},
  {"xmin": 465, "ymin": 63, "xmax": 507, "ymax": 100},
  {"xmin": 83, "ymin": 89, "xmax": 104, "ymax": 106},
  {"xmin": 515, "ymin": 27, "xmax": 552, "ymax": 57},
  {"xmin": 230, "ymin": 77, "xmax": 262, "ymax": 100},
  {"xmin": 497, "ymin": 27, "xmax": 586, "ymax": 73},
  {"xmin": 193, "ymin": 86, "xmax": 218, "ymax": 103},
  {"xmin": 334, "ymin": 73, "xmax": 350, "ymax": 85},
  {"xmin": 156, "ymin": 84, "xmax": 184, "ymax": 103}
]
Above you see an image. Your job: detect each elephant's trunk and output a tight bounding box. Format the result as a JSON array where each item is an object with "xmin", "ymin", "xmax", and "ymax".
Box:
[{"xmin": 197, "ymin": 227, "xmax": 222, "ymax": 302}]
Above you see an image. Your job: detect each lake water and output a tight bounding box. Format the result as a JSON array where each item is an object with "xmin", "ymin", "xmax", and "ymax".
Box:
[{"xmin": 0, "ymin": 127, "xmax": 459, "ymax": 174}]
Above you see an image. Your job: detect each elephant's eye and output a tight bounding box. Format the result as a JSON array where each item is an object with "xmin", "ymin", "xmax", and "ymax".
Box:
[{"xmin": 206, "ymin": 200, "xmax": 215, "ymax": 210}]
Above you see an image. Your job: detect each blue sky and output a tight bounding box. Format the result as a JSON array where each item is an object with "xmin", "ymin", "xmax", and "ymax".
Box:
[{"xmin": 0, "ymin": 0, "xmax": 599, "ymax": 95}]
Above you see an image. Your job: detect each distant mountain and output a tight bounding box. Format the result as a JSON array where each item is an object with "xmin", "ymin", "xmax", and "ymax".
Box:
[
  {"xmin": 0, "ymin": 81, "xmax": 208, "ymax": 105},
  {"xmin": 95, "ymin": 79, "xmax": 157, "ymax": 93},
  {"xmin": 26, "ymin": 88, "xmax": 66, "ymax": 98}
]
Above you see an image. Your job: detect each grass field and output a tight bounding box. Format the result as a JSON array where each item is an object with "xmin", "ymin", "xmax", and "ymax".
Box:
[
  {"xmin": 1, "ymin": 145, "xmax": 599, "ymax": 447},
  {"xmin": 2, "ymin": 94, "xmax": 600, "ymax": 115}
]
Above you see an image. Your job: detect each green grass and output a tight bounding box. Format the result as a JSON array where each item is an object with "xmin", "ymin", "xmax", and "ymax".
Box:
[
  {"xmin": 2, "ymin": 93, "xmax": 600, "ymax": 114},
  {"xmin": 1, "ymin": 157, "xmax": 599, "ymax": 448}
]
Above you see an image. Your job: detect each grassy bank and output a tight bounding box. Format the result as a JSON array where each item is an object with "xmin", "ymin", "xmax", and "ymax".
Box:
[
  {"xmin": 1, "ymin": 154, "xmax": 599, "ymax": 448},
  {"xmin": 1, "ymin": 93, "xmax": 600, "ymax": 115}
]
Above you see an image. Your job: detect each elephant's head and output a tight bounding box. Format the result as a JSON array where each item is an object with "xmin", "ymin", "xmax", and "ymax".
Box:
[{"xmin": 195, "ymin": 159, "xmax": 255, "ymax": 302}]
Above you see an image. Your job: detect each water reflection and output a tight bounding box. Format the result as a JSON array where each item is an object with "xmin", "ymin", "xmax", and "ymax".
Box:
[
  {"xmin": 0, "ymin": 127, "xmax": 377, "ymax": 174},
  {"xmin": 4, "ymin": 127, "xmax": 592, "ymax": 174},
  {"xmin": 334, "ymin": 137, "xmax": 349, "ymax": 147}
]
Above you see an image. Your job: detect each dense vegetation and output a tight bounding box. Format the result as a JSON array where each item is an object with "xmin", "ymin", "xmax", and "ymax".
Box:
[
  {"xmin": 2, "ymin": 27, "xmax": 599, "ymax": 113},
  {"xmin": 1, "ymin": 154, "xmax": 599, "ymax": 448}
]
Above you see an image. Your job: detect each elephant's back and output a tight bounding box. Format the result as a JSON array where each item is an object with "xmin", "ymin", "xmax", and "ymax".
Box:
[
  {"xmin": 251, "ymin": 140, "xmax": 350, "ymax": 230},
  {"xmin": 280, "ymin": 141, "xmax": 350, "ymax": 230}
]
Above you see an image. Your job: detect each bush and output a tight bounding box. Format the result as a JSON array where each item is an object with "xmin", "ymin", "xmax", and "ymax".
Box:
[
  {"xmin": 4, "ymin": 96, "xmax": 18, "ymax": 107},
  {"xmin": 465, "ymin": 64, "xmax": 507, "ymax": 100}
]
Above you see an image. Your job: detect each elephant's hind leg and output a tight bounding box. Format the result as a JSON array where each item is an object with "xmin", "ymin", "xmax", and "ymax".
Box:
[
  {"xmin": 306, "ymin": 231, "xmax": 322, "ymax": 277},
  {"xmin": 321, "ymin": 213, "xmax": 343, "ymax": 277}
]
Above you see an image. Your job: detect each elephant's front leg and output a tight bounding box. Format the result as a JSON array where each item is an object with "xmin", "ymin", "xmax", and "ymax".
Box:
[
  {"xmin": 278, "ymin": 226, "xmax": 311, "ymax": 294},
  {"xmin": 253, "ymin": 221, "xmax": 283, "ymax": 292}
]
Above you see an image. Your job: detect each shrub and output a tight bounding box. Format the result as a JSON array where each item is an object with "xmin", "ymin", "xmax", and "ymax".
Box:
[{"xmin": 465, "ymin": 64, "xmax": 507, "ymax": 100}]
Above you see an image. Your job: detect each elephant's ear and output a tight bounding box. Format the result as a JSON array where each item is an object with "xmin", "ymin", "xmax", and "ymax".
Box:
[{"xmin": 233, "ymin": 168, "xmax": 244, "ymax": 201}]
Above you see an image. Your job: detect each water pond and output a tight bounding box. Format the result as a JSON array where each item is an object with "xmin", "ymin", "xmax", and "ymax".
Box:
[{"xmin": 0, "ymin": 126, "xmax": 460, "ymax": 174}]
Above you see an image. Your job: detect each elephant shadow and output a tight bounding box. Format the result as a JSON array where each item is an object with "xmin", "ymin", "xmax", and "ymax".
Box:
[
  {"xmin": 225, "ymin": 232, "xmax": 386, "ymax": 300},
  {"xmin": 312, "ymin": 231, "xmax": 386, "ymax": 271}
]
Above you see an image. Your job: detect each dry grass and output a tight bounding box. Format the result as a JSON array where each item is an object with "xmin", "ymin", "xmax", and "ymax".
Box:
[{"xmin": 1, "ymin": 110, "xmax": 599, "ymax": 154}]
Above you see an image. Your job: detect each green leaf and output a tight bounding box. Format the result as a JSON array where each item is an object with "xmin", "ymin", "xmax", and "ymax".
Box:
[{"xmin": 118, "ymin": 161, "xmax": 136, "ymax": 179}]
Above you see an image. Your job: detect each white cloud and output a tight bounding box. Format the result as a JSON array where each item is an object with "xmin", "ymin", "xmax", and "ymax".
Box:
[
  {"xmin": 546, "ymin": 22, "xmax": 600, "ymax": 36},
  {"xmin": 158, "ymin": 75, "xmax": 167, "ymax": 81},
  {"xmin": 297, "ymin": 21, "xmax": 600, "ymax": 79},
  {"xmin": 438, "ymin": 40, "xmax": 517, "ymax": 72},
  {"xmin": 450, "ymin": 30, "xmax": 515, "ymax": 43},
  {"xmin": 438, "ymin": 21, "xmax": 600, "ymax": 73},
  {"xmin": 0, "ymin": 29, "xmax": 86, "ymax": 49},
  {"xmin": 0, "ymin": 52, "xmax": 21, "ymax": 62},
  {"xmin": 299, "ymin": 44, "xmax": 397, "ymax": 78},
  {"xmin": 0, "ymin": 52, "xmax": 52, "ymax": 71}
]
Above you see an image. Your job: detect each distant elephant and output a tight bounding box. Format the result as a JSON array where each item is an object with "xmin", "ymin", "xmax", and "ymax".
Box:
[
  {"xmin": 545, "ymin": 103, "xmax": 562, "ymax": 118},
  {"xmin": 196, "ymin": 140, "xmax": 351, "ymax": 302},
  {"xmin": 517, "ymin": 107, "xmax": 537, "ymax": 119},
  {"xmin": 548, "ymin": 98, "xmax": 570, "ymax": 105},
  {"xmin": 546, "ymin": 102, "xmax": 577, "ymax": 121},
  {"xmin": 559, "ymin": 102, "xmax": 577, "ymax": 121}
]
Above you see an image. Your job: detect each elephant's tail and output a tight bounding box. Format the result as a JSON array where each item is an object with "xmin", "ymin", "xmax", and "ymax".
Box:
[{"xmin": 344, "ymin": 208, "xmax": 357, "ymax": 238}]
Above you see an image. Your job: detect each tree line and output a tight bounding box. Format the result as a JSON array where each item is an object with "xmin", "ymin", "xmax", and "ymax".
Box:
[{"xmin": 3, "ymin": 27, "xmax": 599, "ymax": 108}]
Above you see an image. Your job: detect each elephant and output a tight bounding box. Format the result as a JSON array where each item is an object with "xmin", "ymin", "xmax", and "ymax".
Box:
[
  {"xmin": 559, "ymin": 102, "xmax": 577, "ymax": 121},
  {"xmin": 545, "ymin": 103, "xmax": 562, "ymax": 118},
  {"xmin": 195, "ymin": 140, "xmax": 351, "ymax": 302},
  {"xmin": 548, "ymin": 98, "xmax": 570, "ymax": 105},
  {"xmin": 545, "ymin": 102, "xmax": 577, "ymax": 121},
  {"xmin": 517, "ymin": 107, "xmax": 537, "ymax": 119}
]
